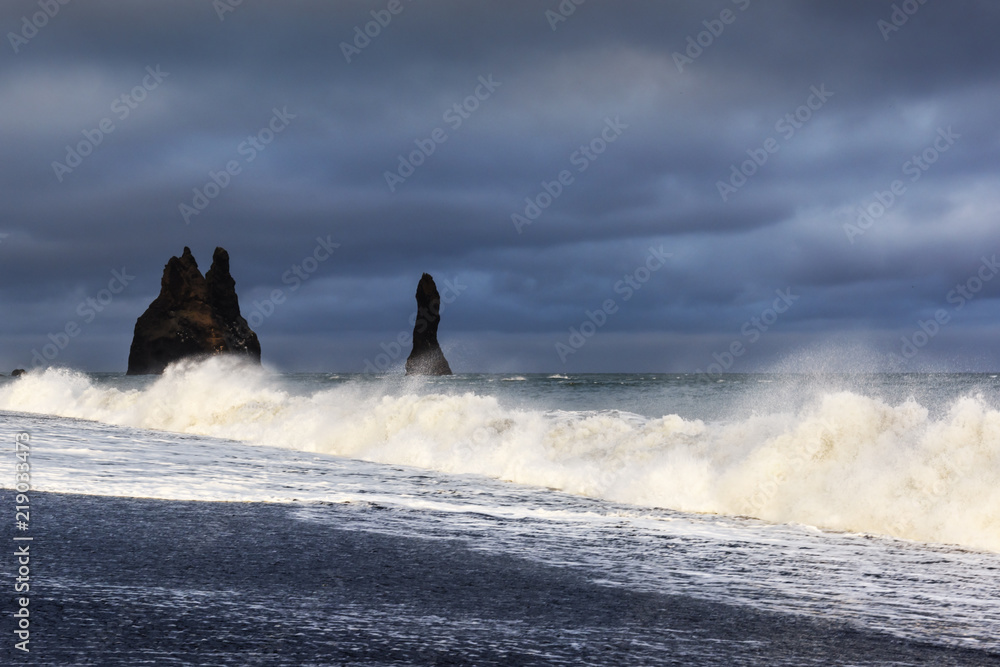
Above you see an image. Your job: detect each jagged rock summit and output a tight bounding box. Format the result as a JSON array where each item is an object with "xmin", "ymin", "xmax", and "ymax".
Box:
[
  {"xmin": 126, "ymin": 247, "xmax": 261, "ymax": 375},
  {"xmin": 405, "ymin": 273, "xmax": 452, "ymax": 376}
]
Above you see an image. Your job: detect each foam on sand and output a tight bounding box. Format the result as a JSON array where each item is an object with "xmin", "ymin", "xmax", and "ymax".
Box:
[{"xmin": 2, "ymin": 357, "xmax": 998, "ymax": 552}]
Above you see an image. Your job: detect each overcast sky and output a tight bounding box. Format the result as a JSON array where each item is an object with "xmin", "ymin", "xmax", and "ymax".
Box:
[{"xmin": 2, "ymin": 0, "xmax": 999, "ymax": 373}]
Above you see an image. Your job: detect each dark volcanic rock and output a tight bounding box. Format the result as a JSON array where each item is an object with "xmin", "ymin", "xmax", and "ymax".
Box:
[
  {"xmin": 405, "ymin": 273, "xmax": 452, "ymax": 376},
  {"xmin": 126, "ymin": 247, "xmax": 261, "ymax": 375},
  {"xmin": 10, "ymin": 369, "xmax": 26, "ymax": 377},
  {"xmin": 205, "ymin": 248, "xmax": 242, "ymax": 325}
]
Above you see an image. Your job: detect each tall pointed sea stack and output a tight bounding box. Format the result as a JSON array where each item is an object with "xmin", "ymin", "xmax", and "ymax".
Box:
[
  {"xmin": 405, "ymin": 273, "xmax": 452, "ymax": 375},
  {"xmin": 126, "ymin": 247, "xmax": 261, "ymax": 375}
]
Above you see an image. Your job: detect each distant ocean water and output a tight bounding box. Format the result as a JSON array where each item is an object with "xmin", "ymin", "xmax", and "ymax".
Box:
[{"xmin": 1, "ymin": 358, "xmax": 999, "ymax": 659}]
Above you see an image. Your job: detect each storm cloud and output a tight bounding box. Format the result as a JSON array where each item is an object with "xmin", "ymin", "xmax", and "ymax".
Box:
[{"xmin": 2, "ymin": 0, "xmax": 998, "ymax": 372}]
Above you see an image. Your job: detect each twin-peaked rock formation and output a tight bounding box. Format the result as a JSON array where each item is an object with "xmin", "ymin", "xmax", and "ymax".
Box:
[
  {"xmin": 126, "ymin": 247, "xmax": 260, "ymax": 375},
  {"xmin": 405, "ymin": 273, "xmax": 452, "ymax": 375}
]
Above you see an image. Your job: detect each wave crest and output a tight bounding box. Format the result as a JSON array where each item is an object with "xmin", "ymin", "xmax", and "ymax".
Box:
[{"xmin": 2, "ymin": 358, "xmax": 998, "ymax": 551}]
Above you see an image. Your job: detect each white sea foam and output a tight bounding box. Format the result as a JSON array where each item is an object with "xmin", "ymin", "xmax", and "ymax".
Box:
[{"xmin": 2, "ymin": 357, "xmax": 998, "ymax": 552}]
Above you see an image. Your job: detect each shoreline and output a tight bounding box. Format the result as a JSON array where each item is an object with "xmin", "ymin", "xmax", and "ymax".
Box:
[{"xmin": 2, "ymin": 491, "xmax": 997, "ymax": 665}]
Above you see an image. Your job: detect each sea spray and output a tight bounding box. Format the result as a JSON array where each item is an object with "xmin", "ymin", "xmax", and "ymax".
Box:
[{"xmin": 1, "ymin": 357, "xmax": 999, "ymax": 552}]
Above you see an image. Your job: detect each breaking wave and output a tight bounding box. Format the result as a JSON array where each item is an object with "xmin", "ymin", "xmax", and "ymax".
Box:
[{"xmin": 2, "ymin": 357, "xmax": 998, "ymax": 552}]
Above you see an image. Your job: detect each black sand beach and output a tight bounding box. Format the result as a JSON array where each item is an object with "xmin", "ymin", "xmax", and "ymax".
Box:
[{"xmin": 2, "ymin": 491, "xmax": 998, "ymax": 666}]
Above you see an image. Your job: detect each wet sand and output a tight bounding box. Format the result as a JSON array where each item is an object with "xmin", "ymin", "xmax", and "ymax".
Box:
[{"xmin": 1, "ymin": 491, "xmax": 997, "ymax": 666}]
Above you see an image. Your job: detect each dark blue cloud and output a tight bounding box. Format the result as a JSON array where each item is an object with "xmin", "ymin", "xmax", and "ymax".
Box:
[{"xmin": 1, "ymin": 0, "xmax": 999, "ymax": 372}]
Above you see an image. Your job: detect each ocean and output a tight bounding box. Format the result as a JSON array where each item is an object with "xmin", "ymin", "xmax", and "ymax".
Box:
[{"xmin": 1, "ymin": 358, "xmax": 999, "ymax": 665}]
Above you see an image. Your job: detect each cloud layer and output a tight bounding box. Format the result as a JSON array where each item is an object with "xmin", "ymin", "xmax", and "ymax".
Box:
[{"xmin": 2, "ymin": 0, "xmax": 999, "ymax": 372}]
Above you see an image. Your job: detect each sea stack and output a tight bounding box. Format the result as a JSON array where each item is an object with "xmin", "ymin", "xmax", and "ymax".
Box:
[
  {"xmin": 405, "ymin": 273, "xmax": 452, "ymax": 375},
  {"xmin": 126, "ymin": 247, "xmax": 261, "ymax": 375}
]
